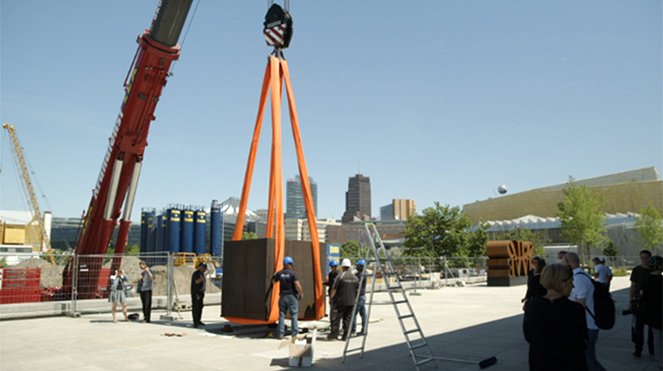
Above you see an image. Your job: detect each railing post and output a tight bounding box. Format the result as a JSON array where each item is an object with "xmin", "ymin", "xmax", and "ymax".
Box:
[
  {"xmin": 160, "ymin": 252, "xmax": 175, "ymax": 321},
  {"xmin": 70, "ymin": 253, "xmax": 80, "ymax": 317}
]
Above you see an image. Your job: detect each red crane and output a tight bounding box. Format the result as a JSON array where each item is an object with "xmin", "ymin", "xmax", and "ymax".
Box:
[{"xmin": 63, "ymin": 0, "xmax": 194, "ymax": 298}]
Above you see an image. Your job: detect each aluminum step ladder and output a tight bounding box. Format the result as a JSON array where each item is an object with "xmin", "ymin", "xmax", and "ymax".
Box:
[{"xmin": 341, "ymin": 223, "xmax": 436, "ymax": 370}]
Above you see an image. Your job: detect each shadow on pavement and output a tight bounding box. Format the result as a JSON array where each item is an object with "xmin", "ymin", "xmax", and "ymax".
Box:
[{"xmin": 312, "ymin": 287, "xmax": 660, "ymax": 371}]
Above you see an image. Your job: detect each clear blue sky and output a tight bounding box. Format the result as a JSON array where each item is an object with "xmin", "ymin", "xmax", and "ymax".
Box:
[{"xmin": 1, "ymin": 0, "xmax": 661, "ymax": 220}]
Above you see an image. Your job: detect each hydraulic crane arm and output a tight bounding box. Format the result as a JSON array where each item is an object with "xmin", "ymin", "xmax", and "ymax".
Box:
[{"xmin": 65, "ymin": 0, "xmax": 193, "ymax": 297}]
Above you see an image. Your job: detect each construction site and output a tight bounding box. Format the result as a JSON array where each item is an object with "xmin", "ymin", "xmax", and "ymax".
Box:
[{"xmin": 1, "ymin": 0, "xmax": 661, "ymax": 370}]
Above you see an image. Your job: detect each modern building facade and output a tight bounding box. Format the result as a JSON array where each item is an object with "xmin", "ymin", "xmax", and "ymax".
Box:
[
  {"xmin": 286, "ymin": 175, "xmax": 318, "ymax": 219},
  {"xmin": 342, "ymin": 174, "xmax": 372, "ymax": 223},
  {"xmin": 283, "ymin": 218, "xmax": 340, "ymax": 242},
  {"xmin": 326, "ymin": 220, "xmax": 406, "ymax": 245},
  {"xmin": 463, "ymin": 167, "xmax": 663, "ymax": 256},
  {"xmin": 381, "ymin": 199, "xmax": 416, "ymax": 221},
  {"xmin": 463, "ymin": 167, "xmax": 663, "ymax": 223},
  {"xmin": 50, "ymin": 216, "xmax": 140, "ymax": 250}
]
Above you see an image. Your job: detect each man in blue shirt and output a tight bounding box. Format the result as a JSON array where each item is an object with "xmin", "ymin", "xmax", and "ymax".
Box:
[{"xmin": 273, "ymin": 256, "xmax": 303, "ymax": 339}]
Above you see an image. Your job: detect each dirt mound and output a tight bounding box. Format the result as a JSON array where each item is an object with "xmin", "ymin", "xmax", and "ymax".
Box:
[{"xmin": 14, "ymin": 258, "xmax": 64, "ymax": 288}]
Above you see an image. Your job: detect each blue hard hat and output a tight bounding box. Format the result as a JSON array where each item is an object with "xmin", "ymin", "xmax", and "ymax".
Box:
[
  {"xmin": 356, "ymin": 259, "xmax": 366, "ymax": 266},
  {"xmin": 329, "ymin": 260, "xmax": 338, "ymax": 267},
  {"xmin": 283, "ymin": 256, "xmax": 294, "ymax": 265}
]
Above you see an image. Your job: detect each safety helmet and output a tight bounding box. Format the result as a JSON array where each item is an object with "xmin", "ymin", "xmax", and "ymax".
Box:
[
  {"xmin": 283, "ymin": 256, "xmax": 294, "ymax": 266},
  {"xmin": 341, "ymin": 258, "xmax": 352, "ymax": 268},
  {"xmin": 356, "ymin": 259, "xmax": 366, "ymax": 266},
  {"xmin": 329, "ymin": 260, "xmax": 339, "ymax": 267}
]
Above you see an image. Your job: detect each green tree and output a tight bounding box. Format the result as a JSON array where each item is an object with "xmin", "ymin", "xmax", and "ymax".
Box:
[
  {"xmin": 341, "ymin": 240, "xmax": 362, "ymax": 258},
  {"xmin": 635, "ymin": 204, "xmax": 663, "ymax": 250},
  {"xmin": 242, "ymin": 231, "xmax": 258, "ymax": 240},
  {"xmin": 603, "ymin": 241, "xmax": 619, "ymax": 258},
  {"xmin": 404, "ymin": 202, "xmax": 486, "ymax": 259},
  {"xmin": 125, "ymin": 244, "xmax": 140, "ymax": 255},
  {"xmin": 557, "ymin": 180, "xmax": 606, "ymax": 264},
  {"xmin": 495, "ymin": 228, "xmax": 548, "ymax": 257}
]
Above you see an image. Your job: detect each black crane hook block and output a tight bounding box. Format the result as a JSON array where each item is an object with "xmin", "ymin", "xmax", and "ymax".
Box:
[{"xmin": 263, "ymin": 4, "xmax": 293, "ymax": 49}]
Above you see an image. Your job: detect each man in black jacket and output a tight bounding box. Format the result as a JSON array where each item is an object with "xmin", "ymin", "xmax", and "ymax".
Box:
[
  {"xmin": 328, "ymin": 259, "xmax": 358, "ymax": 341},
  {"xmin": 191, "ymin": 262, "xmax": 207, "ymax": 328}
]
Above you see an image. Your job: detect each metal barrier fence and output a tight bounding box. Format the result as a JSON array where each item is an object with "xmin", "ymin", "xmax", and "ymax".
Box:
[
  {"xmin": 0, "ymin": 251, "xmax": 223, "ymax": 320},
  {"xmin": 0, "ymin": 252, "xmax": 642, "ymax": 320}
]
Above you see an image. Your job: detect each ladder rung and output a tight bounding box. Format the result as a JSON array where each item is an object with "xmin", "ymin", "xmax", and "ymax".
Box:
[
  {"xmin": 345, "ymin": 347, "xmax": 363, "ymax": 353},
  {"xmin": 415, "ymin": 357, "xmax": 435, "ymax": 366},
  {"xmin": 404, "ymin": 328, "xmax": 420, "ymax": 335},
  {"xmin": 393, "ymin": 300, "xmax": 408, "ymax": 305},
  {"xmin": 399, "ymin": 314, "xmax": 414, "ymax": 320},
  {"xmin": 409, "ymin": 341, "xmax": 427, "ymax": 350}
]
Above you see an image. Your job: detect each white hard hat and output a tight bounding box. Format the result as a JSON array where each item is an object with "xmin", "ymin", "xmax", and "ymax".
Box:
[{"xmin": 341, "ymin": 258, "xmax": 352, "ymax": 268}]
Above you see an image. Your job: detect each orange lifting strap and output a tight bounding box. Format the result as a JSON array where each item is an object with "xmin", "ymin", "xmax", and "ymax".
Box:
[{"xmin": 229, "ymin": 55, "xmax": 324, "ymax": 324}]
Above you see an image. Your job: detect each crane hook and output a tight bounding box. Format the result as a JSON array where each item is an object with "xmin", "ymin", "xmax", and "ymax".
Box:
[{"xmin": 264, "ymin": 1, "xmax": 293, "ymax": 52}]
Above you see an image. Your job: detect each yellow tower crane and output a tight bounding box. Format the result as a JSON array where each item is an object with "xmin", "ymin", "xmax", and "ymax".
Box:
[{"xmin": 2, "ymin": 122, "xmax": 52, "ymax": 254}]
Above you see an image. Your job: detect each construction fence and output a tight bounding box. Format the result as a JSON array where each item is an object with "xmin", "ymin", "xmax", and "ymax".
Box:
[
  {"xmin": 0, "ymin": 252, "xmax": 642, "ymax": 320},
  {"xmin": 0, "ymin": 251, "xmax": 222, "ymax": 320}
]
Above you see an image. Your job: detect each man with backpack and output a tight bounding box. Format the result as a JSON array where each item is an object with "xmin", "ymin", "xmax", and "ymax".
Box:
[{"xmin": 565, "ymin": 252, "xmax": 607, "ymax": 371}]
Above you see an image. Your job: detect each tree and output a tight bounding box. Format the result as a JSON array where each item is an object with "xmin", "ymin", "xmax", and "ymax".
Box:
[
  {"xmin": 495, "ymin": 228, "xmax": 548, "ymax": 257},
  {"xmin": 603, "ymin": 241, "xmax": 619, "ymax": 258},
  {"xmin": 404, "ymin": 202, "xmax": 486, "ymax": 259},
  {"xmin": 242, "ymin": 231, "xmax": 258, "ymax": 240},
  {"xmin": 635, "ymin": 204, "xmax": 663, "ymax": 250},
  {"xmin": 341, "ymin": 240, "xmax": 362, "ymax": 259},
  {"xmin": 557, "ymin": 180, "xmax": 606, "ymax": 264}
]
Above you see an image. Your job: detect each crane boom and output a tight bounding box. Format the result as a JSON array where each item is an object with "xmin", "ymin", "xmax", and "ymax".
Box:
[
  {"xmin": 2, "ymin": 123, "xmax": 51, "ymax": 252},
  {"xmin": 64, "ymin": 0, "xmax": 194, "ymax": 298}
]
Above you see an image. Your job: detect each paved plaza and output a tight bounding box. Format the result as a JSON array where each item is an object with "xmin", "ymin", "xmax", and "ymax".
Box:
[{"xmin": 1, "ymin": 276, "xmax": 660, "ymax": 370}]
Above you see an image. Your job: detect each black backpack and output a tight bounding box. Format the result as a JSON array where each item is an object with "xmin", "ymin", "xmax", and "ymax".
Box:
[{"xmin": 575, "ymin": 271, "xmax": 616, "ymax": 330}]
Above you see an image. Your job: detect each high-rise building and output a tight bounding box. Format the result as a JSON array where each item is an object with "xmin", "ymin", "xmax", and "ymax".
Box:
[
  {"xmin": 380, "ymin": 204, "xmax": 394, "ymax": 220},
  {"xmin": 286, "ymin": 176, "xmax": 317, "ymax": 219},
  {"xmin": 381, "ymin": 199, "xmax": 416, "ymax": 220},
  {"xmin": 342, "ymin": 174, "xmax": 371, "ymax": 223}
]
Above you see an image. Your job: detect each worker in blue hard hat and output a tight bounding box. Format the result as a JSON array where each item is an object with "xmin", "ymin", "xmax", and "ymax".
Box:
[
  {"xmin": 323, "ymin": 260, "xmax": 340, "ymax": 330},
  {"xmin": 272, "ymin": 256, "xmax": 303, "ymax": 339},
  {"xmin": 352, "ymin": 259, "xmax": 368, "ymax": 336}
]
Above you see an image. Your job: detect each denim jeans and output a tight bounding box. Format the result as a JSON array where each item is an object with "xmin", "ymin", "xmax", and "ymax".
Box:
[
  {"xmin": 351, "ymin": 295, "xmax": 367, "ymax": 333},
  {"xmin": 277, "ymin": 294, "xmax": 298, "ymax": 338},
  {"xmin": 586, "ymin": 329, "xmax": 606, "ymax": 371}
]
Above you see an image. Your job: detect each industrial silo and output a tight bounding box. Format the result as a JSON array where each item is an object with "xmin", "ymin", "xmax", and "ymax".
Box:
[
  {"xmin": 140, "ymin": 209, "xmax": 149, "ymax": 253},
  {"xmin": 194, "ymin": 209, "xmax": 207, "ymax": 255},
  {"xmin": 146, "ymin": 210, "xmax": 156, "ymax": 253},
  {"xmin": 210, "ymin": 200, "xmax": 222, "ymax": 257},
  {"xmin": 180, "ymin": 208, "xmax": 194, "ymax": 253},
  {"xmin": 166, "ymin": 208, "xmax": 181, "ymax": 253},
  {"xmin": 156, "ymin": 212, "xmax": 166, "ymax": 253}
]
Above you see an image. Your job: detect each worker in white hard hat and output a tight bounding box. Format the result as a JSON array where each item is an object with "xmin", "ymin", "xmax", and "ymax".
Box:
[{"xmin": 328, "ymin": 258, "xmax": 359, "ymax": 340}]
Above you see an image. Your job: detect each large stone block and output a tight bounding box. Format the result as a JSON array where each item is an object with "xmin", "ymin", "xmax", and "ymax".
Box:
[{"xmin": 221, "ymin": 238, "xmax": 325, "ymax": 321}]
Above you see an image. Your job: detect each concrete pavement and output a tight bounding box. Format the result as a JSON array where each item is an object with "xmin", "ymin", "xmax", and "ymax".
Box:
[{"xmin": 1, "ymin": 276, "xmax": 660, "ymax": 370}]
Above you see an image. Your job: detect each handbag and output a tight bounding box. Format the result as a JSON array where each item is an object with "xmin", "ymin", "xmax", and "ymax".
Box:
[
  {"xmin": 137, "ymin": 278, "xmax": 143, "ymax": 293},
  {"xmin": 124, "ymin": 284, "xmax": 134, "ymax": 297}
]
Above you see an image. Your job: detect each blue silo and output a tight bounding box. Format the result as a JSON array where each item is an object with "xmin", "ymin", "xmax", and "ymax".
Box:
[
  {"xmin": 194, "ymin": 210, "xmax": 207, "ymax": 255},
  {"xmin": 180, "ymin": 209, "xmax": 194, "ymax": 253},
  {"xmin": 166, "ymin": 208, "xmax": 181, "ymax": 253},
  {"xmin": 209, "ymin": 200, "xmax": 222, "ymax": 257}
]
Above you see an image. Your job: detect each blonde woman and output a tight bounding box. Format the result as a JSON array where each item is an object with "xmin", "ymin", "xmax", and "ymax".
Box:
[{"xmin": 523, "ymin": 263, "xmax": 588, "ymax": 371}]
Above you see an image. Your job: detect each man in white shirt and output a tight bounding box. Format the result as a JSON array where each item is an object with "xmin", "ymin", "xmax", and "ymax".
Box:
[
  {"xmin": 592, "ymin": 257, "xmax": 612, "ymax": 290},
  {"xmin": 566, "ymin": 252, "xmax": 606, "ymax": 371}
]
